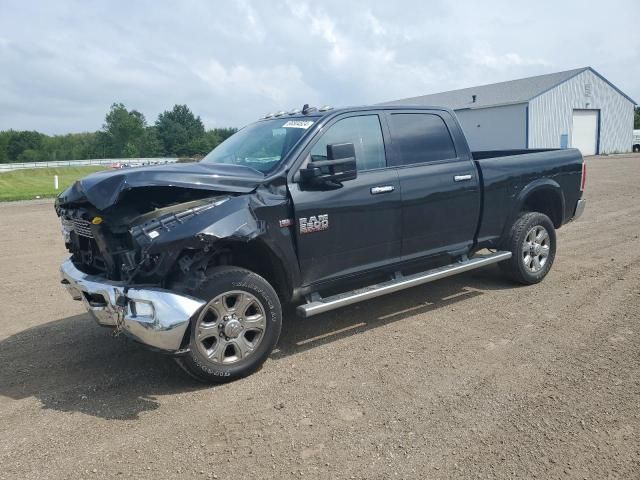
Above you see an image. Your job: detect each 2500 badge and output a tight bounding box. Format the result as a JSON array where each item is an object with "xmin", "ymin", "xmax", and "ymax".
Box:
[{"xmin": 299, "ymin": 214, "xmax": 329, "ymax": 234}]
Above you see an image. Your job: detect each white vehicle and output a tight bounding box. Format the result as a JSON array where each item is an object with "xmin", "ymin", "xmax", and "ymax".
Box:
[{"xmin": 633, "ymin": 129, "xmax": 640, "ymax": 153}]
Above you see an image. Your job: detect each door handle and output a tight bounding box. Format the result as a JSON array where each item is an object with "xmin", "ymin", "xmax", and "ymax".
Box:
[
  {"xmin": 454, "ymin": 174, "xmax": 473, "ymax": 182},
  {"xmin": 370, "ymin": 185, "xmax": 395, "ymax": 195}
]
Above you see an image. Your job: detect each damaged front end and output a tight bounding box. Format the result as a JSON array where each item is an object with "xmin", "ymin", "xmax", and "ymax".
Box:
[
  {"xmin": 60, "ymin": 259, "xmax": 206, "ymax": 352},
  {"xmin": 55, "ymin": 168, "xmax": 280, "ymax": 353}
]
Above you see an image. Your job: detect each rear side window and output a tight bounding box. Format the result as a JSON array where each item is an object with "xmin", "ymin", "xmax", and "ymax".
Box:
[
  {"xmin": 310, "ymin": 115, "xmax": 386, "ymax": 171},
  {"xmin": 388, "ymin": 113, "xmax": 456, "ymax": 165}
]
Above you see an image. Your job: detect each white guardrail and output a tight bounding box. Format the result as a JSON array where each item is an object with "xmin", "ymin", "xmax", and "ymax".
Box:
[{"xmin": 0, "ymin": 158, "xmax": 179, "ymax": 172}]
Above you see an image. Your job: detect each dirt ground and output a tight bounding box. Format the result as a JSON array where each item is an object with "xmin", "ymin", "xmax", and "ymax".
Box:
[{"xmin": 1, "ymin": 154, "xmax": 639, "ymax": 479}]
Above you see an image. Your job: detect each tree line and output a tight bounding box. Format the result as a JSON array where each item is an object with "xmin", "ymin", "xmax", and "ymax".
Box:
[{"xmin": 0, "ymin": 103, "xmax": 237, "ymax": 163}]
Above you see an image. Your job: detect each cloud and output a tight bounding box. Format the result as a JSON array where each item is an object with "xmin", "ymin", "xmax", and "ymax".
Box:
[
  {"xmin": 468, "ymin": 45, "xmax": 551, "ymax": 69},
  {"xmin": 194, "ymin": 59, "xmax": 320, "ymax": 121},
  {"xmin": 0, "ymin": 0, "xmax": 637, "ymax": 134},
  {"xmin": 365, "ymin": 11, "xmax": 387, "ymax": 37}
]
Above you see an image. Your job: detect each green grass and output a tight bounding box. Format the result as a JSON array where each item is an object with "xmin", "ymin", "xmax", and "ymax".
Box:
[{"xmin": 0, "ymin": 166, "xmax": 107, "ymax": 202}]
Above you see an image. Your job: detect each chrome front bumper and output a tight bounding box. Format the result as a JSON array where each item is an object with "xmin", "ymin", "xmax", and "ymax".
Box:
[
  {"xmin": 60, "ymin": 259, "xmax": 205, "ymax": 352},
  {"xmin": 572, "ymin": 198, "xmax": 586, "ymax": 221}
]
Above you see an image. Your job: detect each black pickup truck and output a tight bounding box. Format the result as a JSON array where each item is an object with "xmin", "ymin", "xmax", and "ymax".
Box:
[{"xmin": 56, "ymin": 105, "xmax": 586, "ymax": 382}]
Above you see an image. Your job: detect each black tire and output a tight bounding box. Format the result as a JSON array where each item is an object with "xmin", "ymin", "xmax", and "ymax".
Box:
[
  {"xmin": 633, "ymin": 145, "xmax": 640, "ymax": 153},
  {"xmin": 499, "ymin": 212, "xmax": 556, "ymax": 285},
  {"xmin": 175, "ymin": 266, "xmax": 282, "ymax": 383}
]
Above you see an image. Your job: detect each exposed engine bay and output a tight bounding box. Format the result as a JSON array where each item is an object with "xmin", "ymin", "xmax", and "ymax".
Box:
[
  {"xmin": 53, "ymin": 160, "xmax": 293, "ymax": 288},
  {"xmin": 57, "ymin": 188, "xmax": 225, "ymax": 283},
  {"xmin": 57, "ymin": 192, "xmax": 289, "ymax": 292}
]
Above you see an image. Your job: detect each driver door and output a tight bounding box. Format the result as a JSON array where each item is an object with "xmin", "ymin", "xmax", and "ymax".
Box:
[{"xmin": 288, "ymin": 113, "xmax": 402, "ymax": 287}]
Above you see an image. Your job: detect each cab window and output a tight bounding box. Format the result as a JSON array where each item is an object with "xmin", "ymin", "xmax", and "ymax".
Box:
[
  {"xmin": 388, "ymin": 113, "xmax": 457, "ymax": 165},
  {"xmin": 310, "ymin": 115, "xmax": 386, "ymax": 171}
]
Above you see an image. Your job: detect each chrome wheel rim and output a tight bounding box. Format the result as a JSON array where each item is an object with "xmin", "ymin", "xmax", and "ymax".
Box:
[
  {"xmin": 522, "ymin": 225, "xmax": 550, "ymax": 273},
  {"xmin": 194, "ymin": 290, "xmax": 266, "ymax": 365}
]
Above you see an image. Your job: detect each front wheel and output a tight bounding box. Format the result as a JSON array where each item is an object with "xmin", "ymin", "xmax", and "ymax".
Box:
[
  {"xmin": 175, "ymin": 266, "xmax": 282, "ymax": 383},
  {"xmin": 500, "ymin": 212, "xmax": 557, "ymax": 285}
]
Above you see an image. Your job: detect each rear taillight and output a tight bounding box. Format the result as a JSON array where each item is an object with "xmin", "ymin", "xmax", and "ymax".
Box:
[{"xmin": 580, "ymin": 161, "xmax": 586, "ymax": 192}]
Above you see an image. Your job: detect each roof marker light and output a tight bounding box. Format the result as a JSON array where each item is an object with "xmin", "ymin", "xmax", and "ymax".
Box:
[{"xmin": 302, "ymin": 104, "xmax": 317, "ymax": 114}]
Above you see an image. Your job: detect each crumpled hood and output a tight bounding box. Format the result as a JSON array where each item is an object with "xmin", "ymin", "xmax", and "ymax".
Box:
[{"xmin": 56, "ymin": 162, "xmax": 264, "ymax": 210}]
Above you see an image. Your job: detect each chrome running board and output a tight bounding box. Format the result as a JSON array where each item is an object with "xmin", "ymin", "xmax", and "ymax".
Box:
[{"xmin": 297, "ymin": 251, "xmax": 512, "ymax": 318}]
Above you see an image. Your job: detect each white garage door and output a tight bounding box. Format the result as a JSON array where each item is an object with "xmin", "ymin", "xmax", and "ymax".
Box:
[{"xmin": 571, "ymin": 110, "xmax": 598, "ymax": 156}]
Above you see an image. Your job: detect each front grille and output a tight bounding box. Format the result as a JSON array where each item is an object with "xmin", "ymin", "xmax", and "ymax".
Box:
[{"xmin": 72, "ymin": 218, "xmax": 93, "ymax": 238}]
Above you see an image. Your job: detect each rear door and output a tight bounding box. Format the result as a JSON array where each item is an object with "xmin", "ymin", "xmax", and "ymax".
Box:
[
  {"xmin": 385, "ymin": 110, "xmax": 481, "ymax": 261},
  {"xmin": 289, "ymin": 113, "xmax": 402, "ymax": 287}
]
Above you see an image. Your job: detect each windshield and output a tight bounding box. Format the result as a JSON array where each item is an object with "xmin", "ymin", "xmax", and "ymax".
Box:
[{"xmin": 201, "ymin": 118, "xmax": 314, "ymax": 174}]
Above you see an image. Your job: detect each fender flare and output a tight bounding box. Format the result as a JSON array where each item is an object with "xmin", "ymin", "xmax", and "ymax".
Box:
[{"xmin": 506, "ymin": 178, "xmax": 566, "ymax": 234}]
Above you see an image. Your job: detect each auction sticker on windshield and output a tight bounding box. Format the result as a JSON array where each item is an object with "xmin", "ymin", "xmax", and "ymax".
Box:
[{"xmin": 282, "ymin": 120, "xmax": 314, "ymax": 129}]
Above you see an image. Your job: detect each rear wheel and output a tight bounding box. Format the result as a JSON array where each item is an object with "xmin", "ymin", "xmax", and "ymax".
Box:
[
  {"xmin": 500, "ymin": 212, "xmax": 556, "ymax": 285},
  {"xmin": 175, "ymin": 266, "xmax": 282, "ymax": 383}
]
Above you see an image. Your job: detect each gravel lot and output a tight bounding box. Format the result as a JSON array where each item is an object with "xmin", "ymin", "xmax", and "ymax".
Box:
[{"xmin": 1, "ymin": 154, "xmax": 639, "ymax": 479}]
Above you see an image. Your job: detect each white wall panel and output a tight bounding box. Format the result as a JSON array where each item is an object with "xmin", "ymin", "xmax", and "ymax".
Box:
[{"xmin": 529, "ymin": 69, "xmax": 635, "ymax": 154}]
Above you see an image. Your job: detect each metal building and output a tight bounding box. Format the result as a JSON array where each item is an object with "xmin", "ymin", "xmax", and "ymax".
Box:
[{"xmin": 384, "ymin": 67, "xmax": 636, "ymax": 155}]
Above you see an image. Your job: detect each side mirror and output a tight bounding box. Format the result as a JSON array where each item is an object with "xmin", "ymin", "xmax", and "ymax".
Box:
[{"xmin": 299, "ymin": 142, "xmax": 358, "ymax": 189}]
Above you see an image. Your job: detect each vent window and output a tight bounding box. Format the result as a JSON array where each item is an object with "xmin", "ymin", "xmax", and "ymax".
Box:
[{"xmin": 585, "ymin": 83, "xmax": 592, "ymax": 97}]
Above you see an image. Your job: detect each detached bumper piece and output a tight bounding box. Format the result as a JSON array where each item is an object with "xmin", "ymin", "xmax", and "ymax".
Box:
[{"xmin": 60, "ymin": 259, "xmax": 205, "ymax": 352}]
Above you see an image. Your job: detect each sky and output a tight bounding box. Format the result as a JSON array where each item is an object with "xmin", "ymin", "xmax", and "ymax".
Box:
[{"xmin": 0, "ymin": 0, "xmax": 638, "ymax": 134}]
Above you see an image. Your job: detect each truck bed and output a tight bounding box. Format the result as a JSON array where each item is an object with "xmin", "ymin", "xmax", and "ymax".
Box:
[{"xmin": 470, "ymin": 148, "xmax": 584, "ymax": 248}]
